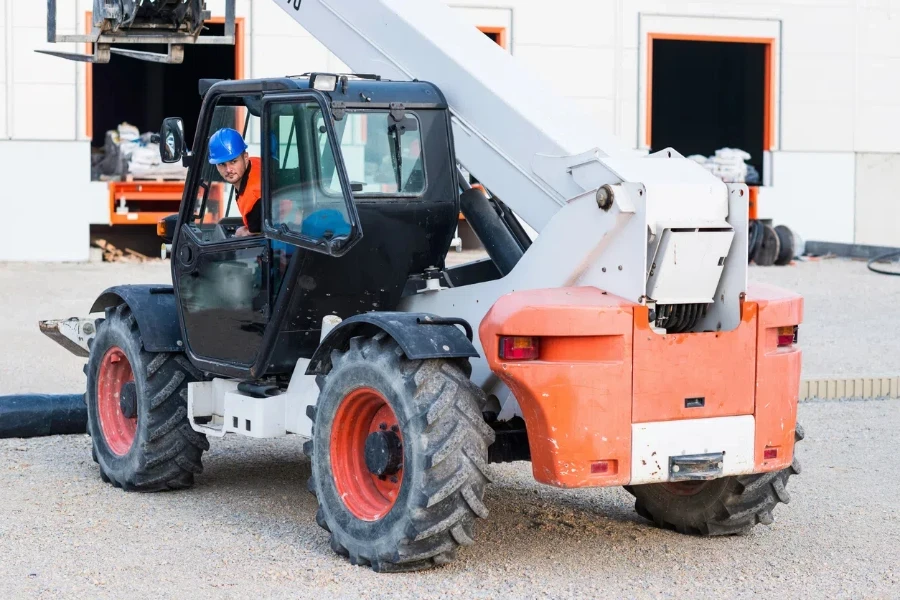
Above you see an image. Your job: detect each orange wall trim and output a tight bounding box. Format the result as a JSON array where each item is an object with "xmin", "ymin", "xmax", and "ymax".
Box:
[
  {"xmin": 645, "ymin": 33, "xmax": 776, "ymax": 152},
  {"xmin": 84, "ymin": 14, "xmax": 246, "ymax": 138},
  {"xmin": 476, "ymin": 26, "xmax": 507, "ymax": 50}
]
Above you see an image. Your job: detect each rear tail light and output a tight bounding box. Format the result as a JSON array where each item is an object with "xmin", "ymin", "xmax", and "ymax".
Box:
[
  {"xmin": 777, "ymin": 325, "xmax": 798, "ymax": 347},
  {"xmin": 591, "ymin": 460, "xmax": 618, "ymax": 475},
  {"xmin": 764, "ymin": 448, "xmax": 779, "ymax": 460},
  {"xmin": 499, "ymin": 336, "xmax": 540, "ymax": 360}
]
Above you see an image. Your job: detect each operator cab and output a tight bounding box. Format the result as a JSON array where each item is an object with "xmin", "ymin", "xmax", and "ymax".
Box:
[{"xmin": 159, "ymin": 74, "xmax": 461, "ymax": 380}]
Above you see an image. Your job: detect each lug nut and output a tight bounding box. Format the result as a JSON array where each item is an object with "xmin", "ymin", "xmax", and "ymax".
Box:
[
  {"xmin": 390, "ymin": 425, "xmax": 399, "ymax": 433},
  {"xmin": 390, "ymin": 476, "xmax": 398, "ymax": 483},
  {"xmin": 379, "ymin": 423, "xmax": 387, "ymax": 430}
]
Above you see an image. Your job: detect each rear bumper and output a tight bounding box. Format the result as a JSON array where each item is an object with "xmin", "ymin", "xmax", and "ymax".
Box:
[
  {"xmin": 478, "ymin": 284, "xmax": 802, "ymax": 488},
  {"xmin": 631, "ymin": 415, "xmax": 755, "ymax": 485}
]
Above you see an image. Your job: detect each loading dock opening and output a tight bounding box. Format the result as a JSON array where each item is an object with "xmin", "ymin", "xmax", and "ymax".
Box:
[
  {"xmin": 88, "ymin": 20, "xmax": 243, "ymax": 153},
  {"xmin": 647, "ymin": 34, "xmax": 773, "ymax": 183},
  {"xmin": 85, "ymin": 16, "xmax": 243, "ymax": 254}
]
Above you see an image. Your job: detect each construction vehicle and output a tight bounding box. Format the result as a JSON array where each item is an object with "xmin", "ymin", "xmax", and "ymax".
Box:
[{"xmin": 38, "ymin": 0, "xmax": 803, "ymax": 572}]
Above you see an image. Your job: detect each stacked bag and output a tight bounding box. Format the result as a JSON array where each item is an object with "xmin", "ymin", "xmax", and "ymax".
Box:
[
  {"xmin": 687, "ymin": 148, "xmax": 760, "ymax": 185},
  {"xmin": 91, "ymin": 122, "xmax": 188, "ymax": 181}
]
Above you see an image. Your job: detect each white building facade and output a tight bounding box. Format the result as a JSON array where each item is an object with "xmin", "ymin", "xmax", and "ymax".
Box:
[{"xmin": 0, "ymin": 0, "xmax": 898, "ymax": 261}]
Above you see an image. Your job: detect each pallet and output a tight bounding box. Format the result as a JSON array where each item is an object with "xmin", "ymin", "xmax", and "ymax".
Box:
[{"xmin": 123, "ymin": 174, "xmax": 186, "ymax": 182}]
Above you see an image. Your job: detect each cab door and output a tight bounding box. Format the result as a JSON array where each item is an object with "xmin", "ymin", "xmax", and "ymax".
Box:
[{"xmin": 171, "ymin": 90, "xmax": 361, "ymax": 378}]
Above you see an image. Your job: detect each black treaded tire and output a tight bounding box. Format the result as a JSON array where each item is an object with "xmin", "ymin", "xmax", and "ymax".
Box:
[
  {"xmin": 86, "ymin": 303, "xmax": 209, "ymax": 491},
  {"xmin": 624, "ymin": 424, "xmax": 804, "ymax": 535},
  {"xmin": 304, "ymin": 332, "xmax": 495, "ymax": 572}
]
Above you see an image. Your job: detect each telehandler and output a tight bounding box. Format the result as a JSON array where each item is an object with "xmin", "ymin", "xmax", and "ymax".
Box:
[{"xmin": 39, "ymin": 0, "xmax": 803, "ymax": 572}]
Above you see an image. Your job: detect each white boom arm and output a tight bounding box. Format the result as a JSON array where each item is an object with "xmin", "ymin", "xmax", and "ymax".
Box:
[{"xmin": 275, "ymin": 0, "xmax": 645, "ymax": 233}]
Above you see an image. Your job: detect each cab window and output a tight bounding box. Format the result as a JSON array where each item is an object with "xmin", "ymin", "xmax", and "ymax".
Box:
[
  {"xmin": 316, "ymin": 111, "xmax": 426, "ymax": 196},
  {"xmin": 265, "ymin": 99, "xmax": 354, "ymax": 245},
  {"xmin": 186, "ymin": 95, "xmax": 261, "ymax": 244}
]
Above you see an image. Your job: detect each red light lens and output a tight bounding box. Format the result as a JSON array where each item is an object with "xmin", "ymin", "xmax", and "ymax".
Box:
[
  {"xmin": 590, "ymin": 460, "xmax": 617, "ymax": 475},
  {"xmin": 764, "ymin": 448, "xmax": 778, "ymax": 460},
  {"xmin": 499, "ymin": 336, "xmax": 539, "ymax": 360},
  {"xmin": 777, "ymin": 326, "xmax": 797, "ymax": 347}
]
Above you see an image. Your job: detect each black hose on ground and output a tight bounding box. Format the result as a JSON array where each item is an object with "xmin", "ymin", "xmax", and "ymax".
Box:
[
  {"xmin": 867, "ymin": 250, "xmax": 900, "ymax": 276},
  {"xmin": 0, "ymin": 394, "xmax": 87, "ymax": 439}
]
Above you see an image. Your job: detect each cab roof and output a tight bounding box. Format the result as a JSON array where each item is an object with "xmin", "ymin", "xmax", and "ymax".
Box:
[{"xmin": 199, "ymin": 74, "xmax": 447, "ymax": 109}]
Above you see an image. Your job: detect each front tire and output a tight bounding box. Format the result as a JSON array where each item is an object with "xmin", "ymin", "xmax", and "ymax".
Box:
[
  {"xmin": 305, "ymin": 333, "xmax": 495, "ymax": 572},
  {"xmin": 86, "ymin": 303, "xmax": 209, "ymax": 491},
  {"xmin": 624, "ymin": 424, "xmax": 804, "ymax": 535}
]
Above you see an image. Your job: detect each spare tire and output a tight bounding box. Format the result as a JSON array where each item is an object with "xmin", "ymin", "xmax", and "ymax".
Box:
[
  {"xmin": 754, "ymin": 224, "xmax": 780, "ymax": 266},
  {"xmin": 774, "ymin": 225, "xmax": 795, "ymax": 265}
]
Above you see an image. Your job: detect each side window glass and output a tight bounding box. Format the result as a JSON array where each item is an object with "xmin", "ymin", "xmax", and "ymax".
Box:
[
  {"xmin": 265, "ymin": 100, "xmax": 354, "ymax": 245},
  {"xmin": 317, "ymin": 111, "xmax": 426, "ymax": 196},
  {"xmin": 186, "ymin": 97, "xmax": 262, "ymax": 244}
]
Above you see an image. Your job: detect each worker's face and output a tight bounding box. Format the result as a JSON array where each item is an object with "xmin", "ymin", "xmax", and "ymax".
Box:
[{"xmin": 216, "ymin": 152, "xmax": 249, "ymax": 185}]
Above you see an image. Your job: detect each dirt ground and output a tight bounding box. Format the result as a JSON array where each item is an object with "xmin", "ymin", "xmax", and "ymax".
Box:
[{"xmin": 1, "ymin": 256, "xmax": 899, "ymax": 598}]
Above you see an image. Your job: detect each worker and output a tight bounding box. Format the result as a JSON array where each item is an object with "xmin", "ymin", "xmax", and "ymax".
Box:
[{"xmin": 207, "ymin": 128, "xmax": 261, "ymax": 237}]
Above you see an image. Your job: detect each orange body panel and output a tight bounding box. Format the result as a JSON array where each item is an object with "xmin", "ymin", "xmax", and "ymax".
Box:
[
  {"xmin": 479, "ymin": 287, "xmax": 635, "ymax": 488},
  {"xmin": 631, "ymin": 304, "xmax": 757, "ymax": 423},
  {"xmin": 480, "ymin": 283, "xmax": 803, "ymax": 489},
  {"xmin": 748, "ymin": 283, "xmax": 804, "ymax": 472}
]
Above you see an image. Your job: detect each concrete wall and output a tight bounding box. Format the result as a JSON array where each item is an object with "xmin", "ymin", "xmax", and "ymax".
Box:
[
  {"xmin": 854, "ymin": 153, "xmax": 900, "ymax": 246},
  {"xmin": 1, "ymin": 0, "xmax": 899, "ymax": 261}
]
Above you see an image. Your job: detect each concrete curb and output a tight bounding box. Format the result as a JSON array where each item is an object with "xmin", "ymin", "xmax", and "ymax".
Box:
[
  {"xmin": 804, "ymin": 240, "xmax": 900, "ymax": 260},
  {"xmin": 800, "ymin": 376, "xmax": 899, "ymax": 401}
]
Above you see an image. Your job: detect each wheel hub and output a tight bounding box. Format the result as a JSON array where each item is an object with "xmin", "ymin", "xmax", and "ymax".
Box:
[
  {"xmin": 96, "ymin": 346, "xmax": 137, "ymax": 456},
  {"xmin": 330, "ymin": 387, "xmax": 404, "ymax": 521},
  {"xmin": 119, "ymin": 382, "xmax": 137, "ymax": 419},
  {"xmin": 364, "ymin": 430, "xmax": 403, "ymax": 476}
]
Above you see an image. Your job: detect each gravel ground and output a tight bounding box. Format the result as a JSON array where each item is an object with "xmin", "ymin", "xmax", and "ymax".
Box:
[
  {"xmin": 1, "ymin": 256, "xmax": 899, "ymax": 598},
  {"xmin": 0, "ymin": 399, "xmax": 897, "ymax": 599},
  {"xmin": 0, "ymin": 255, "xmax": 897, "ymax": 395}
]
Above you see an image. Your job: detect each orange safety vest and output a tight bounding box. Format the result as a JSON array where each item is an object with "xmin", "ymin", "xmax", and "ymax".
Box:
[{"xmin": 236, "ymin": 157, "xmax": 262, "ymax": 229}]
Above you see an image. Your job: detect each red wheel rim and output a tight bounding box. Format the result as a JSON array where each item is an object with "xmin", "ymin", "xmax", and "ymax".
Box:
[
  {"xmin": 330, "ymin": 387, "xmax": 403, "ymax": 521},
  {"xmin": 97, "ymin": 346, "xmax": 137, "ymax": 456},
  {"xmin": 662, "ymin": 480, "xmax": 709, "ymax": 496}
]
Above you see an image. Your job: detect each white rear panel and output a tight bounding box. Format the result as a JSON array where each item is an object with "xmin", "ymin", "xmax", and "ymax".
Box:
[{"xmin": 630, "ymin": 416, "xmax": 756, "ymax": 485}]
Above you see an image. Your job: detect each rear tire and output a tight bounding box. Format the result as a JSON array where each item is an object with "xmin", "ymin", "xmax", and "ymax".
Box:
[
  {"xmin": 86, "ymin": 303, "xmax": 209, "ymax": 491},
  {"xmin": 625, "ymin": 424, "xmax": 804, "ymax": 535},
  {"xmin": 305, "ymin": 333, "xmax": 495, "ymax": 572}
]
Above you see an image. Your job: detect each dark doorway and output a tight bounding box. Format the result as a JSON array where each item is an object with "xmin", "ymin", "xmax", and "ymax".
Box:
[
  {"xmin": 650, "ymin": 38, "xmax": 767, "ymax": 182},
  {"xmin": 90, "ymin": 23, "xmax": 236, "ymax": 148}
]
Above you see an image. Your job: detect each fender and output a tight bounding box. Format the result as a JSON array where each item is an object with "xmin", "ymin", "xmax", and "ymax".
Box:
[
  {"xmin": 90, "ymin": 285, "xmax": 184, "ymax": 353},
  {"xmin": 306, "ymin": 312, "xmax": 479, "ymax": 375}
]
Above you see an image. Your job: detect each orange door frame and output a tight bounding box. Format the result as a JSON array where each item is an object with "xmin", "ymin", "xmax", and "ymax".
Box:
[
  {"xmin": 476, "ymin": 26, "xmax": 508, "ymax": 49},
  {"xmin": 85, "ymin": 13, "xmax": 246, "ymax": 138},
  {"xmin": 645, "ymin": 33, "xmax": 775, "ymax": 153}
]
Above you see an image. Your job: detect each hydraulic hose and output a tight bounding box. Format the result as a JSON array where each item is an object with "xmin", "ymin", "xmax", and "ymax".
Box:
[
  {"xmin": 867, "ymin": 250, "xmax": 900, "ymax": 276},
  {"xmin": 0, "ymin": 394, "xmax": 87, "ymax": 439}
]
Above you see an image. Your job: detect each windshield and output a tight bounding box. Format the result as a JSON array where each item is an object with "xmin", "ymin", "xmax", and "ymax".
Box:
[{"xmin": 316, "ymin": 111, "xmax": 426, "ymax": 196}]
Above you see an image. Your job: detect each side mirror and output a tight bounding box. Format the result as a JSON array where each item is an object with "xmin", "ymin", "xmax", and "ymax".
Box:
[{"xmin": 159, "ymin": 117, "xmax": 185, "ymax": 164}]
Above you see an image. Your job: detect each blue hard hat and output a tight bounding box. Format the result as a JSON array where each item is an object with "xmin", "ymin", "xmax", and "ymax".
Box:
[{"xmin": 208, "ymin": 127, "xmax": 248, "ymax": 164}]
